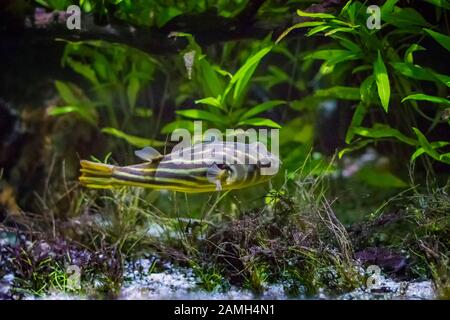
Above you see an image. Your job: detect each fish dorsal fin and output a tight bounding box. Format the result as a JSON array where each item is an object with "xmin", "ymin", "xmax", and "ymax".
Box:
[{"xmin": 135, "ymin": 147, "xmax": 163, "ymax": 162}]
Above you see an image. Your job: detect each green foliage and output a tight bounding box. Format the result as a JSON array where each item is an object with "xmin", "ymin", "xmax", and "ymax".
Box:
[
  {"xmin": 165, "ymin": 33, "xmax": 284, "ymax": 131},
  {"xmin": 279, "ymin": 0, "xmax": 450, "ymax": 166}
]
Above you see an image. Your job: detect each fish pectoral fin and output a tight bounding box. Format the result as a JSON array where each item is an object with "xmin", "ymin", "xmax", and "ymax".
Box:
[
  {"xmin": 135, "ymin": 147, "xmax": 164, "ymax": 162},
  {"xmin": 207, "ymin": 164, "xmax": 226, "ymax": 191}
]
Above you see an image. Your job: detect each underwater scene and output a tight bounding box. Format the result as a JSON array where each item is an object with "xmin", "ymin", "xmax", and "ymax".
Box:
[{"xmin": 0, "ymin": 0, "xmax": 449, "ymax": 303}]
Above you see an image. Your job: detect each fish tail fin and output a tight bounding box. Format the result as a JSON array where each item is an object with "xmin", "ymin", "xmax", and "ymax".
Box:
[{"xmin": 79, "ymin": 160, "xmax": 115, "ymax": 189}]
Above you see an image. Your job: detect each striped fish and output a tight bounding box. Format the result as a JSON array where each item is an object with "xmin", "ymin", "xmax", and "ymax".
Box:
[{"xmin": 79, "ymin": 142, "xmax": 279, "ymax": 193}]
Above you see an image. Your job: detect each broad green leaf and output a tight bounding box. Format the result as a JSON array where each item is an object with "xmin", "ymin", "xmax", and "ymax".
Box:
[
  {"xmin": 402, "ymin": 94, "xmax": 450, "ymax": 106},
  {"xmin": 353, "ymin": 124, "xmax": 417, "ymax": 146},
  {"xmin": 424, "ymin": 28, "xmax": 450, "ymax": 52},
  {"xmin": 195, "ymin": 96, "xmax": 223, "ymax": 109},
  {"xmin": 404, "ymin": 44, "xmax": 426, "ymax": 64},
  {"xmin": 238, "ymin": 118, "xmax": 281, "ymax": 128},
  {"xmin": 101, "ymin": 127, "xmax": 165, "ymax": 148},
  {"xmin": 374, "ymin": 51, "xmax": 390, "ymax": 112},
  {"xmin": 241, "ymin": 100, "xmax": 285, "ymax": 120},
  {"xmin": 346, "ymin": 103, "xmax": 368, "ymax": 144},
  {"xmin": 276, "ymin": 21, "xmax": 325, "ymax": 43},
  {"xmin": 176, "ymin": 109, "xmax": 227, "ymax": 124},
  {"xmin": 297, "ymin": 9, "xmax": 335, "ymax": 19}
]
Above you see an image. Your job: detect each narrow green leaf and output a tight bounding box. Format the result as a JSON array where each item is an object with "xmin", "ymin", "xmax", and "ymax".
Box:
[
  {"xmin": 297, "ymin": 9, "xmax": 335, "ymax": 19},
  {"xmin": 241, "ymin": 100, "xmax": 285, "ymax": 120},
  {"xmin": 276, "ymin": 22, "xmax": 325, "ymax": 43},
  {"xmin": 127, "ymin": 77, "xmax": 140, "ymax": 109},
  {"xmin": 424, "ymin": 0, "xmax": 450, "ymax": 10},
  {"xmin": 176, "ymin": 109, "xmax": 227, "ymax": 124},
  {"xmin": 238, "ymin": 118, "xmax": 281, "ymax": 128},
  {"xmin": 412, "ymin": 127, "xmax": 441, "ymax": 160},
  {"xmin": 102, "ymin": 127, "xmax": 165, "ymax": 148},
  {"xmin": 346, "ymin": 103, "xmax": 368, "ymax": 144},
  {"xmin": 230, "ymin": 46, "xmax": 272, "ymax": 103},
  {"xmin": 353, "ymin": 124, "xmax": 417, "ymax": 146},
  {"xmin": 195, "ymin": 96, "xmax": 223, "ymax": 109},
  {"xmin": 424, "ymin": 28, "xmax": 450, "ymax": 52},
  {"xmin": 55, "ymin": 81, "xmax": 79, "ymax": 105},
  {"xmin": 374, "ymin": 51, "xmax": 390, "ymax": 112},
  {"xmin": 411, "ymin": 141, "xmax": 450, "ymax": 161},
  {"xmin": 360, "ymin": 75, "xmax": 375, "ymax": 104},
  {"xmin": 404, "ymin": 44, "xmax": 426, "ymax": 64},
  {"xmin": 402, "ymin": 93, "xmax": 450, "ymax": 106}
]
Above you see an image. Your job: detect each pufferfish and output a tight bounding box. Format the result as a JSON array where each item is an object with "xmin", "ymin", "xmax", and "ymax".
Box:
[{"xmin": 79, "ymin": 142, "xmax": 280, "ymax": 192}]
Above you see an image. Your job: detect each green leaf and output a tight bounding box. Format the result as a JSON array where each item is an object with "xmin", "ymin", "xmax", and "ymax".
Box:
[
  {"xmin": 55, "ymin": 80, "xmax": 79, "ymax": 105},
  {"xmin": 66, "ymin": 58, "xmax": 98, "ymax": 85},
  {"xmin": 48, "ymin": 105, "xmax": 97, "ymax": 125},
  {"xmin": 161, "ymin": 120, "xmax": 195, "ymax": 134},
  {"xmin": 411, "ymin": 141, "xmax": 450, "ymax": 161},
  {"xmin": 391, "ymin": 62, "xmax": 450, "ymax": 87},
  {"xmin": 374, "ymin": 51, "xmax": 390, "ymax": 112},
  {"xmin": 339, "ymin": 139, "xmax": 375, "ymax": 159},
  {"xmin": 156, "ymin": 7, "xmax": 183, "ymax": 27},
  {"xmin": 381, "ymin": 0, "xmax": 399, "ymax": 15},
  {"xmin": 101, "ymin": 127, "xmax": 165, "ymax": 148},
  {"xmin": 412, "ymin": 127, "xmax": 442, "ymax": 161},
  {"xmin": 297, "ymin": 9, "xmax": 335, "ymax": 19},
  {"xmin": 360, "ymin": 75, "xmax": 375, "ymax": 104},
  {"xmin": 346, "ymin": 103, "xmax": 368, "ymax": 144},
  {"xmin": 404, "ymin": 44, "xmax": 426, "ymax": 64},
  {"xmin": 176, "ymin": 109, "xmax": 227, "ymax": 124},
  {"xmin": 424, "ymin": 28, "xmax": 450, "ymax": 52},
  {"xmin": 315, "ymin": 86, "xmax": 361, "ymax": 100},
  {"xmin": 383, "ymin": 7, "xmax": 430, "ymax": 28},
  {"xmin": 424, "ymin": 0, "xmax": 450, "ymax": 10},
  {"xmin": 402, "ymin": 94, "xmax": 450, "ymax": 106},
  {"xmin": 229, "ymin": 46, "xmax": 272, "ymax": 104},
  {"xmin": 276, "ymin": 21, "xmax": 325, "ymax": 43},
  {"xmin": 241, "ymin": 100, "xmax": 285, "ymax": 120},
  {"xmin": 238, "ymin": 118, "xmax": 281, "ymax": 128},
  {"xmin": 306, "ymin": 25, "xmax": 331, "ymax": 37},
  {"xmin": 127, "ymin": 77, "xmax": 140, "ymax": 109},
  {"xmin": 195, "ymin": 96, "xmax": 223, "ymax": 109},
  {"xmin": 353, "ymin": 124, "xmax": 417, "ymax": 146}
]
